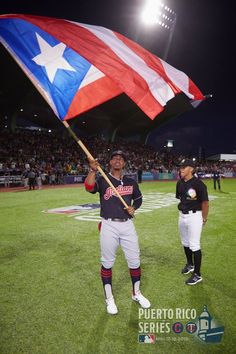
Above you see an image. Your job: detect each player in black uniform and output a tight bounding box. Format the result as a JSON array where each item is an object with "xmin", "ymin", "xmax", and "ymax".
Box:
[
  {"xmin": 176, "ymin": 159, "xmax": 209, "ymax": 285},
  {"xmin": 212, "ymin": 166, "xmax": 221, "ymax": 191},
  {"xmin": 84, "ymin": 150, "xmax": 150, "ymax": 314}
]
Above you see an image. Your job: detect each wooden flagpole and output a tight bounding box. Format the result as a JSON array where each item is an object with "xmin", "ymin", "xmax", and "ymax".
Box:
[{"xmin": 62, "ymin": 121, "xmax": 129, "ymax": 209}]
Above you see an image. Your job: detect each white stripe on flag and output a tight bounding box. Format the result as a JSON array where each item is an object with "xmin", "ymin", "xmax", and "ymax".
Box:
[
  {"xmin": 160, "ymin": 59, "xmax": 194, "ymax": 99},
  {"xmin": 73, "ymin": 22, "xmax": 175, "ymax": 105}
]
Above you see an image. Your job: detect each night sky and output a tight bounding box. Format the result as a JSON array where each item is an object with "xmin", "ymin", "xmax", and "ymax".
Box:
[{"xmin": 0, "ymin": 0, "xmax": 235, "ymax": 156}]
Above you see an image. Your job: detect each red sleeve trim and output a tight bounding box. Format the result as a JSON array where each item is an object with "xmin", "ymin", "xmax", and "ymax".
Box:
[{"xmin": 84, "ymin": 180, "xmax": 95, "ymax": 191}]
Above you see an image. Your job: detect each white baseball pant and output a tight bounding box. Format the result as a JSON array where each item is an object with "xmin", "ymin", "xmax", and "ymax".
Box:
[
  {"xmin": 178, "ymin": 211, "xmax": 203, "ymax": 252},
  {"xmin": 100, "ymin": 219, "xmax": 140, "ymax": 269}
]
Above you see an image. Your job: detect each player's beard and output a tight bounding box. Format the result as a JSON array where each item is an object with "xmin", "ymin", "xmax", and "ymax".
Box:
[
  {"xmin": 111, "ymin": 166, "xmax": 122, "ymax": 173},
  {"xmin": 110, "ymin": 166, "xmax": 123, "ymax": 179}
]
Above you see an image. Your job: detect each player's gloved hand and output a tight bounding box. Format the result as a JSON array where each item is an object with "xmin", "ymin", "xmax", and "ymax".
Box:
[
  {"xmin": 88, "ymin": 158, "xmax": 100, "ymax": 172},
  {"xmin": 125, "ymin": 206, "xmax": 135, "ymax": 217}
]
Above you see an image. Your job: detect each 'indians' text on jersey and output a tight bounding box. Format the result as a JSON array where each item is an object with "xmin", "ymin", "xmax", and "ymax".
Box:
[{"xmin": 88, "ymin": 173, "xmax": 142, "ymax": 219}]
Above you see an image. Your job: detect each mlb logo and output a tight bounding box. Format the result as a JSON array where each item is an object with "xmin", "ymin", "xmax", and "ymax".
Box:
[{"xmin": 138, "ymin": 334, "xmax": 155, "ymax": 343}]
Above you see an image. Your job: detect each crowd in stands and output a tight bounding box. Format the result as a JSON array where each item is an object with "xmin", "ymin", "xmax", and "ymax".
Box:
[{"xmin": 0, "ymin": 129, "xmax": 235, "ymax": 188}]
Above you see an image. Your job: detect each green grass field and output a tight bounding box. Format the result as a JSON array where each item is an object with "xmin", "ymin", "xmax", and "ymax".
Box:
[{"xmin": 0, "ymin": 179, "xmax": 236, "ymax": 354}]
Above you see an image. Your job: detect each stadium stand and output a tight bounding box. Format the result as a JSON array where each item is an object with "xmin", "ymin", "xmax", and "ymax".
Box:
[{"xmin": 0, "ymin": 129, "xmax": 235, "ymax": 189}]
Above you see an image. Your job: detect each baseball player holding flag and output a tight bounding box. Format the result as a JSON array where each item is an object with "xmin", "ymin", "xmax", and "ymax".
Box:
[{"xmin": 85, "ymin": 150, "xmax": 150, "ymax": 315}]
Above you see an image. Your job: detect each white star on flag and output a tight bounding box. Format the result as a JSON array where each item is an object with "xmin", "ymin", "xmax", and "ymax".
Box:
[{"xmin": 32, "ymin": 33, "xmax": 76, "ymax": 83}]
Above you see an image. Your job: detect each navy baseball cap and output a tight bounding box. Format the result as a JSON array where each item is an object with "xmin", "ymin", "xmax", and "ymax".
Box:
[
  {"xmin": 110, "ymin": 150, "xmax": 127, "ymax": 161},
  {"xmin": 179, "ymin": 159, "xmax": 195, "ymax": 168}
]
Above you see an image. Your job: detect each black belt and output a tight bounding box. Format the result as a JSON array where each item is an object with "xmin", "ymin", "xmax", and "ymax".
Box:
[
  {"xmin": 181, "ymin": 210, "xmax": 198, "ymax": 214},
  {"xmin": 104, "ymin": 218, "xmax": 128, "ymax": 222}
]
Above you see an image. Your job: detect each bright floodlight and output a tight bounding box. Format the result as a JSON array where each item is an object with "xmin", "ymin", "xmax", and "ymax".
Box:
[
  {"xmin": 140, "ymin": 0, "xmax": 177, "ymax": 60},
  {"xmin": 141, "ymin": 0, "xmax": 162, "ymax": 25},
  {"xmin": 167, "ymin": 139, "xmax": 174, "ymax": 148},
  {"xmin": 141, "ymin": 0, "xmax": 175, "ymax": 30}
]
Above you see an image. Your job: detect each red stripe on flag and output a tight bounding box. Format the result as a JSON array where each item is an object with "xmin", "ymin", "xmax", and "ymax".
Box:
[
  {"xmin": 115, "ymin": 32, "xmax": 180, "ymax": 96},
  {"xmin": 64, "ymin": 75, "xmax": 121, "ymax": 119}
]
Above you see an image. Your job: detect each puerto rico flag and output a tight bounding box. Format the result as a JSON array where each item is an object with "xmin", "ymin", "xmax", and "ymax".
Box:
[{"xmin": 0, "ymin": 14, "xmax": 204, "ymax": 121}]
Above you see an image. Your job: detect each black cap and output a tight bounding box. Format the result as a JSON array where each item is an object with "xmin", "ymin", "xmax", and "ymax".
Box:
[
  {"xmin": 110, "ymin": 150, "xmax": 126, "ymax": 161},
  {"xmin": 179, "ymin": 159, "xmax": 195, "ymax": 168}
]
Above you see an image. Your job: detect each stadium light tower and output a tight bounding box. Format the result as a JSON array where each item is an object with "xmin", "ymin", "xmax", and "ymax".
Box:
[{"xmin": 141, "ymin": 0, "xmax": 177, "ymax": 61}]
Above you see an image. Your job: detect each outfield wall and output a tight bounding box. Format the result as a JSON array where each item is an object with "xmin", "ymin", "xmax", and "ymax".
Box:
[
  {"xmin": 141, "ymin": 171, "xmax": 236, "ymax": 181},
  {"xmin": 63, "ymin": 172, "xmax": 179, "ymax": 183},
  {"xmin": 1, "ymin": 172, "xmax": 236, "ymax": 188},
  {"xmin": 142, "ymin": 172, "xmax": 179, "ymax": 181}
]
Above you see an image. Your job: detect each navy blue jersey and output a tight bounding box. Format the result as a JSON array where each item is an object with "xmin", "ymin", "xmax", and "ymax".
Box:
[
  {"xmin": 89, "ymin": 173, "xmax": 142, "ymax": 219},
  {"xmin": 176, "ymin": 176, "xmax": 208, "ymax": 212}
]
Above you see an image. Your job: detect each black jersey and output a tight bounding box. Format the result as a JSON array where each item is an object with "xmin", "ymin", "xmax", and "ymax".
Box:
[
  {"xmin": 176, "ymin": 176, "xmax": 208, "ymax": 212},
  {"xmin": 89, "ymin": 173, "xmax": 142, "ymax": 219},
  {"xmin": 212, "ymin": 171, "xmax": 220, "ymax": 180}
]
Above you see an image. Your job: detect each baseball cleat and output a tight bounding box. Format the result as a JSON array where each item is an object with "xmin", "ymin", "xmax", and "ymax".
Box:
[
  {"xmin": 105, "ymin": 296, "xmax": 118, "ymax": 315},
  {"xmin": 132, "ymin": 291, "xmax": 151, "ymax": 308},
  {"xmin": 181, "ymin": 264, "xmax": 194, "ymax": 275},
  {"xmin": 185, "ymin": 273, "xmax": 202, "ymax": 285}
]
